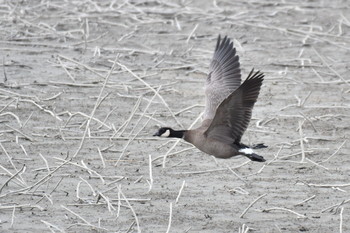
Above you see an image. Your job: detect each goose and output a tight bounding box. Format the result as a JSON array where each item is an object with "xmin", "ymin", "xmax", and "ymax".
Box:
[{"xmin": 153, "ymin": 35, "xmax": 266, "ymax": 162}]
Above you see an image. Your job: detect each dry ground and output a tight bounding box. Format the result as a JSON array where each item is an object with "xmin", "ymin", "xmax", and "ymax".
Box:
[{"xmin": 0, "ymin": 0, "xmax": 350, "ymax": 232}]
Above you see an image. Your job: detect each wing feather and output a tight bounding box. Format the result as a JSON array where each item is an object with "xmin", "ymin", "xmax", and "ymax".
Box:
[
  {"xmin": 203, "ymin": 35, "xmax": 241, "ymax": 120},
  {"xmin": 204, "ymin": 70, "xmax": 264, "ymax": 144}
]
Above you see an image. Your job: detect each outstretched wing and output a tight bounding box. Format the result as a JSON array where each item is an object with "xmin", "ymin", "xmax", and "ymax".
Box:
[
  {"xmin": 203, "ymin": 35, "xmax": 241, "ymax": 120},
  {"xmin": 204, "ymin": 70, "xmax": 264, "ymax": 144}
]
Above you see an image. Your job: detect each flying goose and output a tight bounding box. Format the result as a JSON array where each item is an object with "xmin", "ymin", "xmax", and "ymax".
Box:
[{"xmin": 153, "ymin": 35, "xmax": 266, "ymax": 162}]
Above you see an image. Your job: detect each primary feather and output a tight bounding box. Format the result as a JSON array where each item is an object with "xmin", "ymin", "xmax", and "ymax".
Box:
[{"xmin": 204, "ymin": 35, "xmax": 241, "ymax": 120}]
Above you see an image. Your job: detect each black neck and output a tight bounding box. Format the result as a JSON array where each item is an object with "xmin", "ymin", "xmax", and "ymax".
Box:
[{"xmin": 170, "ymin": 130, "xmax": 187, "ymax": 138}]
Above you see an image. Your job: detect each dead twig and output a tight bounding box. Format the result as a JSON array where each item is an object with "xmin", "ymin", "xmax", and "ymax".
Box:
[
  {"xmin": 148, "ymin": 154, "xmax": 153, "ymax": 192},
  {"xmin": 61, "ymin": 205, "xmax": 109, "ymax": 231},
  {"xmin": 166, "ymin": 202, "xmax": 173, "ymax": 233},
  {"xmin": 72, "ymin": 56, "xmax": 118, "ymax": 159},
  {"xmin": 298, "ymin": 120, "xmax": 306, "ymax": 163},
  {"xmin": 240, "ymin": 193, "xmax": 267, "ymax": 218},
  {"xmin": 117, "ymin": 185, "xmax": 141, "ymax": 233},
  {"xmin": 0, "ymin": 165, "xmax": 26, "ymax": 193},
  {"xmin": 175, "ymin": 181, "xmax": 186, "ymax": 204},
  {"xmin": 340, "ymin": 207, "xmax": 344, "ymax": 233},
  {"xmin": 115, "ymin": 61, "xmax": 183, "ymax": 128},
  {"xmin": 263, "ymin": 207, "xmax": 306, "ymax": 218},
  {"xmin": 322, "ymin": 140, "xmax": 347, "ymax": 163},
  {"xmin": 294, "ymin": 195, "xmax": 316, "ymax": 206}
]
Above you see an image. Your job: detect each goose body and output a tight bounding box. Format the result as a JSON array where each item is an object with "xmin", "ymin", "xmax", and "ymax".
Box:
[{"xmin": 153, "ymin": 35, "xmax": 266, "ymax": 162}]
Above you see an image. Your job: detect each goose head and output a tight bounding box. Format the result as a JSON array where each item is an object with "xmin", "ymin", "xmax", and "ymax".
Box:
[
  {"xmin": 153, "ymin": 127, "xmax": 186, "ymax": 138},
  {"xmin": 153, "ymin": 127, "xmax": 173, "ymax": 137}
]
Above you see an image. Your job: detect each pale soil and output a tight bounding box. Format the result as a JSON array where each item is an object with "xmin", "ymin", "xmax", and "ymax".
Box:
[{"xmin": 0, "ymin": 0, "xmax": 349, "ymax": 232}]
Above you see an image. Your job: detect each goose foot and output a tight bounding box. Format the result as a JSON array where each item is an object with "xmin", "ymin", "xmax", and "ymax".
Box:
[
  {"xmin": 244, "ymin": 153, "xmax": 266, "ymax": 162},
  {"xmin": 252, "ymin": 143, "xmax": 268, "ymax": 149}
]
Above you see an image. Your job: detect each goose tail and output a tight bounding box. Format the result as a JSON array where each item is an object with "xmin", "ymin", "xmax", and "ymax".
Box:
[{"xmin": 238, "ymin": 147, "xmax": 266, "ymax": 162}]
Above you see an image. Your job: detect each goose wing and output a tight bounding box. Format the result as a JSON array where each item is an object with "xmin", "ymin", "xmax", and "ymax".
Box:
[
  {"xmin": 203, "ymin": 35, "xmax": 241, "ymax": 120},
  {"xmin": 204, "ymin": 70, "xmax": 264, "ymax": 144}
]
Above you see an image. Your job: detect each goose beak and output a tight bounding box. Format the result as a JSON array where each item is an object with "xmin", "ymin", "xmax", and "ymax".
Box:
[{"xmin": 153, "ymin": 131, "xmax": 160, "ymax": 136}]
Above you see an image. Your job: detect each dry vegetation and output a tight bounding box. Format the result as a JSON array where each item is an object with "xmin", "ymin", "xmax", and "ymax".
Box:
[{"xmin": 0, "ymin": 0, "xmax": 349, "ymax": 232}]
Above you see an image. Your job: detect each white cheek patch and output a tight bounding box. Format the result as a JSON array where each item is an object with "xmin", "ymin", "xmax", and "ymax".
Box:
[
  {"xmin": 161, "ymin": 129, "xmax": 170, "ymax": 137},
  {"xmin": 239, "ymin": 148, "xmax": 254, "ymax": 154}
]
